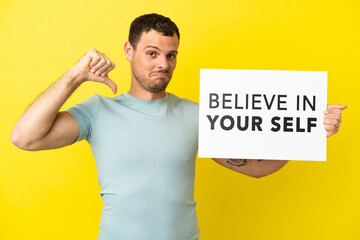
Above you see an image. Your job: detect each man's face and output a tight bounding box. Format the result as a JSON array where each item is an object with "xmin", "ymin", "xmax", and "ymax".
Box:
[{"xmin": 128, "ymin": 30, "xmax": 179, "ymax": 93}]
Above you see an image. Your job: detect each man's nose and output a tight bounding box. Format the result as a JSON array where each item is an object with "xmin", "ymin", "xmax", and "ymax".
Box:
[{"xmin": 157, "ymin": 55, "xmax": 170, "ymax": 70}]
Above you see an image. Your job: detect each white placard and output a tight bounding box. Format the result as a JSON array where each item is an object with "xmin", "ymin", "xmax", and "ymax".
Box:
[{"xmin": 198, "ymin": 69, "xmax": 327, "ymax": 161}]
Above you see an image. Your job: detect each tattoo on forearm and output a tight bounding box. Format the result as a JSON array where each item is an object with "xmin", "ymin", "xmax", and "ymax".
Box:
[{"xmin": 226, "ymin": 159, "xmax": 248, "ymax": 167}]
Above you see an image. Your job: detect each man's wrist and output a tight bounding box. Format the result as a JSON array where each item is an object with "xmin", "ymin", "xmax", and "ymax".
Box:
[{"xmin": 65, "ymin": 67, "xmax": 86, "ymax": 88}]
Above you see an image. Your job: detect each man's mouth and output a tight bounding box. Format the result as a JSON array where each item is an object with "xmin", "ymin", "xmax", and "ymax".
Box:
[{"xmin": 150, "ymin": 71, "xmax": 169, "ymax": 78}]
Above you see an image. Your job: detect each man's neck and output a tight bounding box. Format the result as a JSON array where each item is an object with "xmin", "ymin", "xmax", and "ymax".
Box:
[{"xmin": 128, "ymin": 88, "xmax": 166, "ymax": 101}]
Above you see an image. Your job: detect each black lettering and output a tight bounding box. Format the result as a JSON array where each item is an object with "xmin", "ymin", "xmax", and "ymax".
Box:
[
  {"xmin": 296, "ymin": 117, "xmax": 305, "ymax": 132},
  {"xmin": 296, "ymin": 95, "xmax": 300, "ymax": 111},
  {"xmin": 222, "ymin": 93, "xmax": 232, "ymax": 109},
  {"xmin": 209, "ymin": 93, "xmax": 219, "ymax": 108},
  {"xmin": 284, "ymin": 117, "xmax": 293, "ymax": 132},
  {"xmin": 207, "ymin": 115, "xmax": 219, "ymax": 130},
  {"xmin": 307, "ymin": 118, "xmax": 317, "ymax": 132},
  {"xmin": 236, "ymin": 116, "xmax": 249, "ymax": 131},
  {"xmin": 235, "ymin": 94, "xmax": 243, "ymax": 109},
  {"xmin": 264, "ymin": 94, "xmax": 276, "ymax": 110},
  {"xmin": 303, "ymin": 95, "xmax": 316, "ymax": 111},
  {"xmin": 252, "ymin": 116, "xmax": 263, "ymax": 131},
  {"xmin": 245, "ymin": 94, "xmax": 249, "ymax": 109},
  {"xmin": 252, "ymin": 94, "xmax": 261, "ymax": 110},
  {"xmin": 271, "ymin": 116, "xmax": 281, "ymax": 132},
  {"xmin": 220, "ymin": 115, "xmax": 235, "ymax": 131},
  {"xmin": 278, "ymin": 95, "xmax": 287, "ymax": 110}
]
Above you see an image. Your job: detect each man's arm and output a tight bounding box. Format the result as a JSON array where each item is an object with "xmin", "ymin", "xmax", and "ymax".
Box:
[
  {"xmin": 212, "ymin": 158, "xmax": 288, "ymax": 178},
  {"xmin": 212, "ymin": 104, "xmax": 347, "ymax": 178},
  {"xmin": 11, "ymin": 49, "xmax": 116, "ymax": 151}
]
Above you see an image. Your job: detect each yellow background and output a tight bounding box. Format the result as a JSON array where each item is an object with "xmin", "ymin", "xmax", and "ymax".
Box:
[{"xmin": 1, "ymin": 0, "xmax": 359, "ymax": 239}]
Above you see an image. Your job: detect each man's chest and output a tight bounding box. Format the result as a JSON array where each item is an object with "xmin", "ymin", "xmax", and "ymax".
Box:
[{"xmin": 89, "ymin": 107, "xmax": 199, "ymax": 177}]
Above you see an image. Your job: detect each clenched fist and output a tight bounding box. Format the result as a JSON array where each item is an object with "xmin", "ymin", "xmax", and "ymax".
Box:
[
  {"xmin": 324, "ymin": 104, "xmax": 347, "ymax": 137},
  {"xmin": 71, "ymin": 49, "xmax": 117, "ymax": 94}
]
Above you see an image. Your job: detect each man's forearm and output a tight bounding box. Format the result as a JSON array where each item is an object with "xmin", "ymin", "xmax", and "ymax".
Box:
[
  {"xmin": 11, "ymin": 68, "xmax": 83, "ymax": 147},
  {"xmin": 236, "ymin": 159, "xmax": 289, "ymax": 178},
  {"xmin": 213, "ymin": 158, "xmax": 289, "ymax": 178}
]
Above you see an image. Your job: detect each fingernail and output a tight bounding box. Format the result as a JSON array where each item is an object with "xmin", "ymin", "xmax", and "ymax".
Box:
[{"xmin": 91, "ymin": 68, "xmax": 96, "ymax": 73}]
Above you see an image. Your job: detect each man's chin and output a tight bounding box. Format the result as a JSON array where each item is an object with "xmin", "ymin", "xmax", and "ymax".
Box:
[
  {"xmin": 151, "ymin": 76, "xmax": 169, "ymax": 81},
  {"xmin": 146, "ymin": 85, "xmax": 168, "ymax": 93},
  {"xmin": 146, "ymin": 82, "xmax": 170, "ymax": 93},
  {"xmin": 148, "ymin": 77, "xmax": 170, "ymax": 90}
]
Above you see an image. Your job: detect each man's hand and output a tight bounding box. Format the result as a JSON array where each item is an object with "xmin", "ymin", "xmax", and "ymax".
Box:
[
  {"xmin": 324, "ymin": 104, "xmax": 347, "ymax": 137},
  {"xmin": 72, "ymin": 48, "xmax": 117, "ymax": 94},
  {"xmin": 11, "ymin": 49, "xmax": 118, "ymax": 150}
]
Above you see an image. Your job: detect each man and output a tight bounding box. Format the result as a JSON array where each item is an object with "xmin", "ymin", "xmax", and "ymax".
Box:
[{"xmin": 11, "ymin": 13, "xmax": 346, "ymax": 239}]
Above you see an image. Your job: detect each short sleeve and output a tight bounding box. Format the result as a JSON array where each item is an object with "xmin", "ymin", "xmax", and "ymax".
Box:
[{"xmin": 64, "ymin": 95, "xmax": 99, "ymax": 144}]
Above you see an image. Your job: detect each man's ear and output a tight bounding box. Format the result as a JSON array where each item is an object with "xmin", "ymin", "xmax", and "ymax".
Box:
[{"xmin": 124, "ymin": 41, "xmax": 133, "ymax": 61}]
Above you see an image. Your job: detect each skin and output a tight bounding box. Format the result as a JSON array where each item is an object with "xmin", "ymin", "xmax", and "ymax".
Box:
[
  {"xmin": 11, "ymin": 30, "xmax": 347, "ymax": 178},
  {"xmin": 10, "ymin": 48, "xmax": 116, "ymax": 150},
  {"xmin": 124, "ymin": 30, "xmax": 179, "ymax": 100},
  {"xmin": 213, "ymin": 104, "xmax": 347, "ymax": 178}
]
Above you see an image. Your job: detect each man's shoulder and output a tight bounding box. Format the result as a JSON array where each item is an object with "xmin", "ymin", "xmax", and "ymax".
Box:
[
  {"xmin": 69, "ymin": 94, "xmax": 122, "ymax": 112},
  {"xmin": 167, "ymin": 93, "xmax": 199, "ymax": 109},
  {"xmin": 85, "ymin": 94, "xmax": 120, "ymax": 104},
  {"xmin": 167, "ymin": 93, "xmax": 199, "ymax": 123}
]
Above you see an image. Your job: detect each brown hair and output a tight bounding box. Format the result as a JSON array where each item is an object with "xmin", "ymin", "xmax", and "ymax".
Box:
[{"xmin": 128, "ymin": 13, "xmax": 180, "ymax": 49}]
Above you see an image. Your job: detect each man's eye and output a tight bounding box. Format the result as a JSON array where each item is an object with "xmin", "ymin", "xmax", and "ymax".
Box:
[
  {"xmin": 148, "ymin": 52, "xmax": 156, "ymax": 57},
  {"xmin": 167, "ymin": 54, "xmax": 176, "ymax": 59}
]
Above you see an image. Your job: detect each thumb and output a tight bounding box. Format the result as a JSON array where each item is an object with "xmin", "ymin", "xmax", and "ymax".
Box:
[
  {"xmin": 102, "ymin": 76, "xmax": 118, "ymax": 94},
  {"xmin": 88, "ymin": 74, "xmax": 117, "ymax": 94}
]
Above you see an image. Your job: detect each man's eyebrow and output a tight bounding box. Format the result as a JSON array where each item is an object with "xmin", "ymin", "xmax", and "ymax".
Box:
[
  {"xmin": 145, "ymin": 45, "xmax": 160, "ymax": 50},
  {"xmin": 145, "ymin": 45, "xmax": 178, "ymax": 54}
]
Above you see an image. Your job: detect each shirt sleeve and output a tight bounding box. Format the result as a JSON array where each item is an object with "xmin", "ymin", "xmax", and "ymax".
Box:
[{"xmin": 64, "ymin": 94, "xmax": 99, "ymax": 144}]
